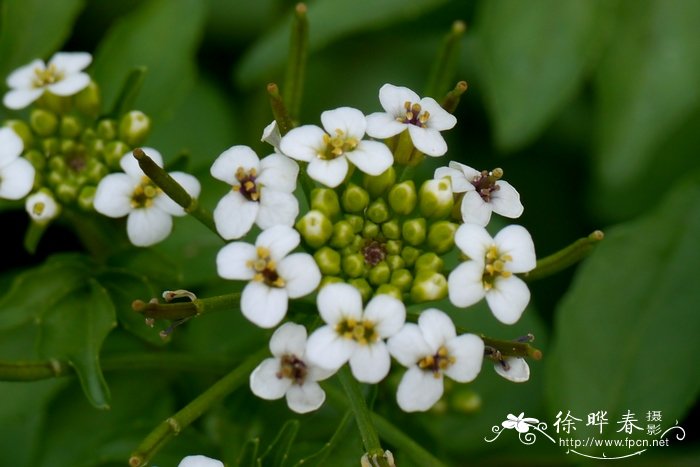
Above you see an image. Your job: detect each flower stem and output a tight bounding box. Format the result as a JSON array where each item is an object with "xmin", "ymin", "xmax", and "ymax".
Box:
[
  {"xmin": 109, "ymin": 66, "xmax": 147, "ymax": 117},
  {"xmin": 284, "ymin": 3, "xmax": 308, "ymax": 124},
  {"xmin": 441, "ymin": 80, "xmax": 469, "ymax": 114},
  {"xmin": 132, "ymin": 148, "xmax": 222, "ymax": 240},
  {"xmin": 523, "ymin": 230, "xmax": 604, "ymax": 282},
  {"xmin": 128, "ymin": 348, "xmax": 267, "ymax": 467},
  {"xmin": 481, "ymin": 335, "xmax": 542, "ymax": 360},
  {"xmin": 132, "ymin": 292, "xmax": 241, "ymax": 321},
  {"xmin": 267, "ymin": 83, "xmax": 294, "ymax": 136},
  {"xmin": 425, "ymin": 20, "xmax": 466, "ymax": 99}
]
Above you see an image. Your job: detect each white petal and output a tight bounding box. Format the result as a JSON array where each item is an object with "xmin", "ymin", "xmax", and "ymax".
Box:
[
  {"xmin": 269, "ymin": 322, "xmax": 307, "ymax": 358},
  {"xmin": 249, "ymin": 358, "xmax": 290, "ymax": 399},
  {"xmin": 363, "ymin": 294, "xmax": 405, "ymax": 338},
  {"xmin": 396, "ymin": 366, "xmax": 443, "ymax": 412},
  {"xmin": 0, "ymin": 128, "xmax": 23, "ymax": 168},
  {"xmin": 155, "ymin": 172, "xmax": 201, "ymax": 216},
  {"xmin": 286, "ymin": 382, "xmax": 326, "ymax": 413},
  {"xmin": 279, "ymin": 125, "xmax": 326, "ymax": 162},
  {"xmin": 317, "ymin": 283, "xmax": 363, "ymax": 324},
  {"xmin": 490, "ymin": 181, "xmax": 523, "ymax": 218},
  {"xmin": 93, "ymin": 173, "xmax": 135, "ymax": 218},
  {"xmin": 349, "ymin": 342, "xmax": 391, "ymax": 383},
  {"xmin": 307, "ymin": 156, "xmax": 348, "ymax": 188},
  {"xmin": 345, "ymin": 140, "xmax": 393, "ymax": 176},
  {"xmin": 305, "ymin": 325, "xmax": 355, "ymax": 370},
  {"xmin": 417, "ymin": 309, "xmax": 456, "ymax": 351},
  {"xmin": 241, "ymin": 281, "xmax": 289, "ymax": 328},
  {"xmin": 387, "ymin": 324, "xmax": 432, "ymax": 367},
  {"xmin": 178, "ymin": 455, "xmax": 224, "ymax": 467},
  {"xmin": 48, "ymin": 52, "xmax": 92, "ymax": 73},
  {"xmin": 378, "ymin": 83, "xmax": 420, "ymax": 117},
  {"xmin": 307, "ymin": 364, "xmax": 336, "ymax": 382},
  {"xmin": 213, "ymin": 192, "xmax": 258, "ymax": 240},
  {"xmin": 261, "ymin": 121, "xmax": 282, "ymax": 152},
  {"xmin": 420, "ymin": 97, "xmax": 457, "ymax": 131},
  {"xmin": 321, "ymin": 107, "xmax": 367, "ymax": 140},
  {"xmin": 277, "ymin": 253, "xmax": 321, "ymax": 299},
  {"xmin": 121, "ymin": 147, "xmax": 163, "ymax": 179},
  {"xmin": 460, "ymin": 191, "xmax": 492, "ymax": 226},
  {"xmin": 210, "ymin": 145, "xmax": 260, "ymax": 184},
  {"xmin": 126, "ymin": 208, "xmax": 173, "ymax": 247},
  {"xmin": 454, "ymin": 223, "xmax": 492, "ymax": 260},
  {"xmin": 0, "ymin": 158, "xmax": 34, "ymax": 200},
  {"xmin": 486, "ymin": 276, "xmax": 531, "ymax": 325},
  {"xmin": 448, "ymin": 262, "xmax": 486, "ymax": 308},
  {"xmin": 449, "ymin": 161, "xmax": 481, "ymax": 179},
  {"xmin": 3, "ymin": 88, "xmax": 44, "ymax": 109},
  {"xmin": 434, "ymin": 166, "xmax": 470, "ymax": 193},
  {"xmin": 47, "ymin": 73, "xmax": 90, "ymax": 96},
  {"xmin": 216, "ymin": 242, "xmax": 256, "ymax": 280},
  {"xmin": 6, "ymin": 59, "xmax": 45, "ymax": 88},
  {"xmin": 444, "ymin": 334, "xmax": 484, "ymax": 382},
  {"xmin": 365, "ymin": 112, "xmax": 406, "ymax": 139},
  {"xmin": 257, "ymin": 189, "xmax": 299, "ymax": 229},
  {"xmin": 256, "ymin": 224, "xmax": 300, "ymax": 260},
  {"xmin": 494, "ymin": 225, "xmax": 536, "ymax": 273},
  {"xmin": 257, "ymin": 153, "xmax": 298, "ymax": 193},
  {"xmin": 494, "ymin": 357, "xmax": 530, "ymax": 383},
  {"xmin": 407, "ymin": 125, "xmax": 447, "ymax": 157}
]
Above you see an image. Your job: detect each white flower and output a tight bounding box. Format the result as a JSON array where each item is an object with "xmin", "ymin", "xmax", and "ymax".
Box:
[
  {"xmin": 387, "ymin": 309, "xmax": 483, "ymax": 412},
  {"xmin": 216, "ymin": 225, "xmax": 321, "ymax": 328},
  {"xmin": 448, "ymin": 224, "xmax": 536, "ymax": 324},
  {"xmin": 93, "ymin": 148, "xmax": 201, "ymax": 247},
  {"xmin": 25, "ymin": 190, "xmax": 59, "ymax": 223},
  {"xmin": 3, "ymin": 52, "xmax": 92, "ymax": 109},
  {"xmin": 494, "ymin": 356, "xmax": 530, "ymax": 383},
  {"xmin": 502, "ymin": 412, "xmax": 539, "ymax": 433},
  {"xmin": 210, "ymin": 145, "xmax": 299, "ymax": 240},
  {"xmin": 177, "ymin": 455, "xmax": 223, "ymax": 467},
  {"xmin": 280, "ymin": 107, "xmax": 393, "ymax": 188},
  {"xmin": 366, "ymin": 83, "xmax": 457, "ymax": 157},
  {"xmin": 305, "ymin": 283, "xmax": 405, "ymax": 383},
  {"xmin": 0, "ymin": 127, "xmax": 34, "ymax": 200},
  {"xmin": 261, "ymin": 120, "xmax": 283, "ymax": 154},
  {"xmin": 435, "ymin": 162, "xmax": 523, "ymax": 226},
  {"xmin": 250, "ymin": 322, "xmax": 335, "ymax": 413}
]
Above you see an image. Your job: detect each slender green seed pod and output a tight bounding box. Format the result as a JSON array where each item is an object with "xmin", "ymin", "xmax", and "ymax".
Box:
[
  {"xmin": 97, "ymin": 119, "xmax": 118, "ymax": 141},
  {"xmin": 386, "ymin": 239, "xmax": 402, "ymax": 255},
  {"xmin": 30, "ymin": 109, "xmax": 59, "ymax": 137},
  {"xmin": 341, "ymin": 183, "xmax": 370, "ymax": 213},
  {"xmin": 427, "ymin": 221, "xmax": 458, "ymax": 254},
  {"xmin": 363, "ymin": 166, "xmax": 396, "ymax": 199},
  {"xmin": 342, "ymin": 253, "xmax": 366, "ymax": 278},
  {"xmin": 60, "ymin": 115, "xmax": 83, "ymax": 139},
  {"xmin": 344, "ymin": 214, "xmax": 364, "ymax": 233},
  {"xmin": 419, "ymin": 178, "xmax": 454, "ymax": 219},
  {"xmin": 330, "ymin": 220, "xmax": 355, "ymax": 248},
  {"xmin": 375, "ymin": 284, "xmax": 402, "ymax": 300},
  {"xmin": 296, "ymin": 210, "xmax": 333, "ymax": 248},
  {"xmin": 402, "ymin": 217, "xmax": 427, "ymax": 246},
  {"xmin": 368, "ymin": 261, "xmax": 391, "ymax": 286},
  {"xmin": 119, "ymin": 110, "xmax": 151, "ymax": 146},
  {"xmin": 390, "ymin": 268, "xmax": 413, "ymax": 291},
  {"xmin": 5, "ymin": 120, "xmax": 33, "ymax": 147},
  {"xmin": 386, "ymin": 254, "xmax": 405, "ymax": 271},
  {"xmin": 348, "ymin": 278, "xmax": 372, "ymax": 302},
  {"xmin": 401, "ymin": 246, "xmax": 421, "ymax": 267},
  {"xmin": 362, "ymin": 220, "xmax": 379, "ymax": 239},
  {"xmin": 311, "ymin": 187, "xmax": 341, "ymax": 220},
  {"xmin": 388, "ymin": 180, "xmax": 417, "ymax": 215},
  {"xmin": 415, "ymin": 252, "xmax": 444, "ymax": 272},
  {"xmin": 367, "ymin": 197, "xmax": 390, "ymax": 224},
  {"xmin": 410, "ymin": 270, "xmax": 448, "ymax": 303}
]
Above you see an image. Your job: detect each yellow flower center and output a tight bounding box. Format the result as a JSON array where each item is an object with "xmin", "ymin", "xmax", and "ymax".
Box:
[
  {"xmin": 32, "ymin": 64, "xmax": 63, "ymax": 88},
  {"xmin": 397, "ymin": 101, "xmax": 430, "ymax": 128},
  {"xmin": 482, "ymin": 245, "xmax": 513, "ymax": 290},
  {"xmin": 32, "ymin": 202, "xmax": 46, "ymax": 217},
  {"xmin": 130, "ymin": 176, "xmax": 161, "ymax": 209},
  {"xmin": 277, "ymin": 354, "xmax": 308, "ymax": 385},
  {"xmin": 233, "ymin": 167, "xmax": 259, "ymax": 201},
  {"xmin": 417, "ymin": 345, "xmax": 455, "ymax": 378},
  {"xmin": 247, "ymin": 246, "xmax": 285, "ymax": 288},
  {"xmin": 335, "ymin": 317, "xmax": 378, "ymax": 346},
  {"xmin": 320, "ymin": 129, "xmax": 358, "ymax": 160}
]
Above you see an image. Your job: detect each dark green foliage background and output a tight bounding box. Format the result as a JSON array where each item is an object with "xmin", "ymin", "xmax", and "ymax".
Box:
[{"xmin": 1, "ymin": 0, "xmax": 699, "ymax": 465}]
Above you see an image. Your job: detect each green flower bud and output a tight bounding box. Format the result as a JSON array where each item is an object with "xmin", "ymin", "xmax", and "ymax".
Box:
[
  {"xmin": 402, "ymin": 217, "xmax": 427, "ymax": 246},
  {"xmin": 363, "ymin": 166, "xmax": 395, "ymax": 199},
  {"xmin": 386, "ymin": 254, "xmax": 405, "ymax": 271},
  {"xmin": 381, "ymin": 218, "xmax": 401, "ymax": 240},
  {"xmin": 330, "ymin": 220, "xmax": 355, "ymax": 248},
  {"xmin": 56, "ymin": 183, "xmax": 78, "ymax": 203},
  {"xmin": 5, "ymin": 120, "xmax": 33, "ymax": 147},
  {"xmin": 427, "ymin": 221, "xmax": 458, "ymax": 255},
  {"xmin": 97, "ymin": 119, "xmax": 118, "ymax": 141},
  {"xmin": 119, "ymin": 110, "xmax": 151, "ymax": 146},
  {"xmin": 401, "ymin": 246, "xmax": 421, "ymax": 266},
  {"xmin": 48, "ymin": 156, "xmax": 66, "ymax": 173},
  {"xmin": 341, "ymin": 183, "xmax": 370, "ymax": 213},
  {"xmin": 39, "ymin": 92, "xmax": 71, "ymax": 114},
  {"xmin": 104, "ymin": 141, "xmax": 131, "ymax": 169},
  {"xmin": 320, "ymin": 276, "xmax": 344, "ymax": 288},
  {"xmin": 368, "ymin": 261, "xmax": 391, "ymax": 286},
  {"xmin": 78, "ymin": 185, "xmax": 96, "ymax": 210},
  {"xmin": 30, "ymin": 109, "xmax": 59, "ymax": 137},
  {"xmin": 47, "ymin": 171, "xmax": 63, "ymax": 187},
  {"xmin": 415, "ymin": 252, "xmax": 444, "ymax": 272},
  {"xmin": 367, "ymin": 198, "xmax": 390, "ymax": 224},
  {"xmin": 390, "ymin": 268, "xmax": 413, "ymax": 291},
  {"xmin": 60, "ymin": 115, "xmax": 83, "ymax": 139},
  {"xmin": 86, "ymin": 159, "xmax": 108, "ymax": 183},
  {"xmin": 386, "ymin": 239, "xmax": 402, "ymax": 255},
  {"xmin": 388, "ymin": 180, "xmax": 417, "ymax": 215},
  {"xmin": 60, "ymin": 139, "xmax": 77, "ymax": 156},
  {"xmin": 375, "ymin": 284, "xmax": 402, "ymax": 300},
  {"xmin": 450, "ymin": 389, "xmax": 482, "ymax": 414},
  {"xmin": 311, "ymin": 187, "xmax": 341, "ymax": 220},
  {"xmin": 419, "ymin": 178, "xmax": 454, "ymax": 219},
  {"xmin": 314, "ymin": 246, "xmax": 342, "ymax": 275},
  {"xmin": 296, "ymin": 210, "xmax": 333, "ymax": 248},
  {"xmin": 342, "ymin": 253, "xmax": 366, "ymax": 278},
  {"xmin": 410, "ymin": 270, "xmax": 448, "ymax": 303},
  {"xmin": 87, "ymin": 138, "xmax": 105, "ymax": 159},
  {"xmin": 348, "ymin": 278, "xmax": 372, "ymax": 302},
  {"xmin": 362, "ymin": 220, "xmax": 379, "ymax": 239},
  {"xmin": 342, "ymin": 234, "xmax": 364, "ymax": 256},
  {"xmin": 344, "ymin": 214, "xmax": 364, "ymax": 233},
  {"xmin": 74, "ymin": 81, "xmax": 101, "ymax": 118},
  {"xmin": 24, "ymin": 149, "xmax": 45, "ymax": 170}
]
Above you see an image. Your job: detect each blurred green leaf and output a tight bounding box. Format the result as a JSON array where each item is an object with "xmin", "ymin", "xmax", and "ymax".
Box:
[
  {"xmin": 258, "ymin": 419, "xmax": 300, "ymax": 467},
  {"xmin": 546, "ymin": 176, "xmax": 700, "ymax": 440},
  {"xmin": 595, "ymin": 0, "xmax": 700, "ymax": 188},
  {"xmin": 235, "ymin": 0, "xmax": 449, "ymax": 88},
  {"xmin": 91, "ymin": 0, "xmax": 206, "ymax": 120},
  {"xmin": 238, "ymin": 437, "xmax": 260, "ymax": 467},
  {"xmin": 474, "ymin": 0, "xmax": 607, "ymax": 150}
]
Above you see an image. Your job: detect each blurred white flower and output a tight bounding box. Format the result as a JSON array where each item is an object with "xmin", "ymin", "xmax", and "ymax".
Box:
[
  {"xmin": 0, "ymin": 127, "xmax": 34, "ymax": 200},
  {"xmin": 494, "ymin": 356, "xmax": 530, "ymax": 383},
  {"xmin": 177, "ymin": 455, "xmax": 223, "ymax": 467},
  {"xmin": 25, "ymin": 190, "xmax": 59, "ymax": 223}
]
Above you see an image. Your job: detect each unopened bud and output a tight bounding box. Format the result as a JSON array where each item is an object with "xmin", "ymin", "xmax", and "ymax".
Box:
[
  {"xmin": 415, "ymin": 252, "xmax": 444, "ymax": 272},
  {"xmin": 343, "ymin": 253, "xmax": 366, "ymax": 278},
  {"xmin": 5, "ymin": 120, "xmax": 33, "ymax": 147},
  {"xmin": 427, "ymin": 221, "xmax": 457, "ymax": 254},
  {"xmin": 341, "ymin": 183, "xmax": 370, "ymax": 213},
  {"xmin": 311, "ymin": 187, "xmax": 341, "ymax": 220},
  {"xmin": 368, "ymin": 261, "xmax": 391, "ymax": 286},
  {"xmin": 344, "ymin": 214, "xmax": 364, "ymax": 233},
  {"xmin": 363, "ymin": 166, "xmax": 395, "ymax": 199},
  {"xmin": 74, "ymin": 80, "xmax": 101, "ymax": 117},
  {"xmin": 375, "ymin": 284, "xmax": 402, "ymax": 300},
  {"xmin": 86, "ymin": 159, "xmax": 108, "ymax": 183},
  {"xmin": 119, "ymin": 110, "xmax": 151, "ymax": 146},
  {"xmin": 400, "ymin": 245, "xmax": 421, "ymax": 266},
  {"xmin": 410, "ymin": 270, "xmax": 448, "ymax": 302},
  {"xmin": 386, "ymin": 254, "xmax": 405, "ymax": 271},
  {"xmin": 104, "ymin": 141, "xmax": 131, "ymax": 169},
  {"xmin": 48, "ymin": 155, "xmax": 66, "ymax": 173},
  {"xmin": 367, "ymin": 198, "xmax": 390, "ymax": 224},
  {"xmin": 402, "ymin": 217, "xmax": 426, "ymax": 246},
  {"xmin": 388, "ymin": 180, "xmax": 417, "ymax": 215},
  {"xmin": 30, "ymin": 109, "xmax": 58, "ymax": 136},
  {"xmin": 24, "ymin": 149, "xmax": 45, "ymax": 170},
  {"xmin": 390, "ymin": 268, "xmax": 413, "ymax": 291},
  {"xmin": 56, "ymin": 183, "xmax": 78, "ymax": 203},
  {"xmin": 348, "ymin": 278, "xmax": 372, "ymax": 302},
  {"xmin": 450, "ymin": 389, "xmax": 482, "ymax": 414},
  {"xmin": 78, "ymin": 185, "xmax": 96, "ymax": 210},
  {"xmin": 314, "ymin": 247, "xmax": 342, "ymax": 275},
  {"xmin": 60, "ymin": 139, "xmax": 76, "ymax": 156},
  {"xmin": 419, "ymin": 178, "xmax": 453, "ymax": 219},
  {"xmin": 385, "ymin": 239, "xmax": 402, "ymax": 255},
  {"xmin": 330, "ymin": 220, "xmax": 354, "ymax": 248},
  {"xmin": 97, "ymin": 119, "xmax": 118, "ymax": 141},
  {"xmin": 296, "ymin": 210, "xmax": 333, "ymax": 248},
  {"xmin": 42, "ymin": 137, "xmax": 60, "ymax": 156},
  {"xmin": 362, "ymin": 220, "xmax": 379, "ymax": 239},
  {"xmin": 320, "ymin": 275, "xmax": 343, "ymax": 288},
  {"xmin": 60, "ymin": 115, "xmax": 83, "ymax": 139},
  {"xmin": 381, "ymin": 218, "xmax": 400, "ymax": 239},
  {"xmin": 25, "ymin": 189, "xmax": 60, "ymax": 223}
]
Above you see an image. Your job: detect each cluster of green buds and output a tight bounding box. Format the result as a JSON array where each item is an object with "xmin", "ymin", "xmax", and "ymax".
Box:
[{"xmin": 296, "ymin": 167, "xmax": 458, "ymax": 303}]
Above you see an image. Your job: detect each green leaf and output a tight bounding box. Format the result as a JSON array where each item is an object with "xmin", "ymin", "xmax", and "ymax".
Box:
[
  {"xmin": 238, "ymin": 438, "xmax": 260, "ymax": 467},
  {"xmin": 546, "ymin": 176, "xmax": 700, "ymax": 440},
  {"xmin": 234, "ymin": 0, "xmax": 449, "ymax": 88},
  {"xmin": 91, "ymin": 0, "xmax": 206, "ymax": 120},
  {"xmin": 258, "ymin": 419, "xmax": 299, "ymax": 467},
  {"xmin": 474, "ymin": 0, "xmax": 608, "ymax": 150},
  {"xmin": 595, "ymin": 0, "xmax": 700, "ymax": 188}
]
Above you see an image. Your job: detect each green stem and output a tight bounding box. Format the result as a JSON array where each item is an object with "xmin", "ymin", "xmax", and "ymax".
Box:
[
  {"xmin": 425, "ymin": 20, "xmax": 466, "ymax": 98},
  {"xmin": 284, "ymin": 3, "xmax": 308, "ymax": 123},
  {"xmin": 129, "ymin": 348, "xmax": 267, "ymax": 467},
  {"xmin": 23, "ymin": 221, "xmax": 48, "ymax": 254},
  {"xmin": 109, "ymin": 67, "xmax": 147, "ymax": 118},
  {"xmin": 132, "ymin": 148, "xmax": 222, "ymax": 240},
  {"xmin": 480, "ymin": 335, "xmax": 542, "ymax": 360},
  {"xmin": 441, "ymin": 80, "xmax": 468, "ymax": 114},
  {"xmin": 132, "ymin": 292, "xmax": 241, "ymax": 321},
  {"xmin": 267, "ymin": 83, "xmax": 294, "ymax": 136},
  {"xmin": 523, "ymin": 230, "xmax": 604, "ymax": 282}
]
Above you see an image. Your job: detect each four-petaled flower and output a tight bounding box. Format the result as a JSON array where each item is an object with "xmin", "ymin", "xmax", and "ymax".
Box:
[
  {"xmin": 387, "ymin": 309, "xmax": 483, "ymax": 412},
  {"xmin": 502, "ymin": 412, "xmax": 539, "ymax": 433},
  {"xmin": 216, "ymin": 225, "xmax": 321, "ymax": 328},
  {"xmin": 305, "ymin": 283, "xmax": 405, "ymax": 383},
  {"xmin": 435, "ymin": 161, "xmax": 523, "ymax": 226},
  {"xmin": 177, "ymin": 455, "xmax": 223, "ymax": 467},
  {"xmin": 280, "ymin": 107, "xmax": 393, "ymax": 188},
  {"xmin": 366, "ymin": 83, "xmax": 457, "ymax": 157},
  {"xmin": 448, "ymin": 224, "xmax": 536, "ymax": 324},
  {"xmin": 250, "ymin": 322, "xmax": 335, "ymax": 413},
  {"xmin": 0, "ymin": 127, "xmax": 34, "ymax": 200},
  {"xmin": 25, "ymin": 190, "xmax": 59, "ymax": 223},
  {"xmin": 210, "ymin": 145, "xmax": 299, "ymax": 240},
  {"xmin": 3, "ymin": 52, "xmax": 92, "ymax": 109},
  {"xmin": 93, "ymin": 148, "xmax": 201, "ymax": 247}
]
